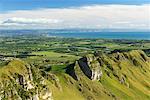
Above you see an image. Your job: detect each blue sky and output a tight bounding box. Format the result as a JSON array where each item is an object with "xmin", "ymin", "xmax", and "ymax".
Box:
[
  {"xmin": 0, "ymin": 0, "xmax": 149, "ymax": 12},
  {"xmin": 0, "ymin": 0, "xmax": 149, "ymax": 29}
]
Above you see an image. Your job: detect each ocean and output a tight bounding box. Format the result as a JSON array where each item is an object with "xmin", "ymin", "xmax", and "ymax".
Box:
[
  {"xmin": 0, "ymin": 30, "xmax": 149, "ymax": 40},
  {"xmin": 48, "ymin": 32, "xmax": 150, "ymax": 40}
]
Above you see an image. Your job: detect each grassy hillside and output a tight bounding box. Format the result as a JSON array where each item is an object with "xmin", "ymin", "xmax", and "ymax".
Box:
[
  {"xmin": 66, "ymin": 50, "xmax": 150, "ymax": 100},
  {"xmin": 0, "ymin": 50, "xmax": 149, "ymax": 100}
]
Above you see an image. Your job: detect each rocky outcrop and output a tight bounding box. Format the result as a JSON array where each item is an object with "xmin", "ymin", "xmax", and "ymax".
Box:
[
  {"xmin": 67, "ymin": 50, "xmax": 150, "ymax": 83},
  {"xmin": 67, "ymin": 54, "xmax": 103, "ymax": 81},
  {"xmin": 0, "ymin": 60, "xmax": 57, "ymax": 100},
  {"xmin": 66, "ymin": 50, "xmax": 150, "ymax": 99}
]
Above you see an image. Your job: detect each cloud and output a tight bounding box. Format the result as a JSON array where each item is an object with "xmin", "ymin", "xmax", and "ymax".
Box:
[
  {"xmin": 2, "ymin": 17, "xmax": 61, "ymax": 25},
  {"xmin": 0, "ymin": 4, "xmax": 149, "ymax": 29}
]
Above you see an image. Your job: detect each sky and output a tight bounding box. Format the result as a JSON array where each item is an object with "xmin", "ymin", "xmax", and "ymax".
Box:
[{"xmin": 0, "ymin": 0, "xmax": 150, "ymax": 30}]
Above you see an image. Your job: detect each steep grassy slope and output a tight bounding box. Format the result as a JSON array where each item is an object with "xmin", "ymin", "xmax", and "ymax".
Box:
[
  {"xmin": 0, "ymin": 59, "xmax": 84, "ymax": 100},
  {"xmin": 66, "ymin": 50, "xmax": 150, "ymax": 100},
  {"xmin": 0, "ymin": 50, "xmax": 149, "ymax": 100}
]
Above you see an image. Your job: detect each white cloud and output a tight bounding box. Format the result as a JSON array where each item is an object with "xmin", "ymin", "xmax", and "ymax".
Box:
[
  {"xmin": 2, "ymin": 17, "xmax": 61, "ymax": 25},
  {"xmin": 0, "ymin": 4, "xmax": 150, "ymax": 29}
]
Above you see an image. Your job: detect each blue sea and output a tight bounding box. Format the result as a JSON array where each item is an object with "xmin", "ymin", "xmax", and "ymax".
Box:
[
  {"xmin": 0, "ymin": 30, "xmax": 149, "ymax": 40},
  {"xmin": 48, "ymin": 32, "xmax": 150, "ymax": 40}
]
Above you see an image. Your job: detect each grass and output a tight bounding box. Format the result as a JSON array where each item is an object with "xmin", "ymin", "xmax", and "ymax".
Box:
[
  {"xmin": 101, "ymin": 73, "xmax": 133, "ymax": 100},
  {"xmin": 0, "ymin": 59, "xmax": 27, "ymax": 80},
  {"xmin": 51, "ymin": 64, "xmax": 67, "ymax": 73},
  {"xmin": 29, "ymin": 51, "xmax": 79, "ymax": 62},
  {"xmin": 48, "ymin": 73, "xmax": 85, "ymax": 100}
]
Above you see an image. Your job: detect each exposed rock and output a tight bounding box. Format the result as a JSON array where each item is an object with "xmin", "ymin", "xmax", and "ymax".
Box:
[
  {"xmin": 78, "ymin": 57, "xmax": 92, "ymax": 79},
  {"xmin": 67, "ymin": 50, "xmax": 150, "ymax": 84},
  {"xmin": 91, "ymin": 68, "xmax": 102, "ymax": 81},
  {"xmin": 33, "ymin": 94, "xmax": 39, "ymax": 100},
  {"xmin": 0, "ymin": 60, "xmax": 54, "ymax": 100}
]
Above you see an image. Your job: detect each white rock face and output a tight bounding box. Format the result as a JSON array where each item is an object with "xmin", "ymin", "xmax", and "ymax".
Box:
[
  {"xmin": 33, "ymin": 94, "xmax": 39, "ymax": 100},
  {"xmin": 76, "ymin": 55, "xmax": 103, "ymax": 81},
  {"xmin": 41, "ymin": 89, "xmax": 53, "ymax": 100},
  {"xmin": 0, "ymin": 62, "xmax": 54, "ymax": 100},
  {"xmin": 26, "ymin": 81, "xmax": 34, "ymax": 90},
  {"xmin": 91, "ymin": 69, "xmax": 102, "ymax": 81},
  {"xmin": 87, "ymin": 56, "xmax": 103, "ymax": 81}
]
